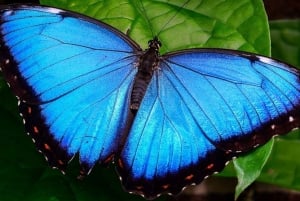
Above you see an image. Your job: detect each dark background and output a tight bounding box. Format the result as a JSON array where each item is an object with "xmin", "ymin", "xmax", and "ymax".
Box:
[{"xmin": 0, "ymin": 0, "xmax": 299, "ymax": 20}]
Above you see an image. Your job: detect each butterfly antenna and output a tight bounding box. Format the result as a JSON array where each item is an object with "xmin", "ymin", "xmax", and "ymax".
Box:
[{"xmin": 156, "ymin": 0, "xmax": 191, "ymax": 37}]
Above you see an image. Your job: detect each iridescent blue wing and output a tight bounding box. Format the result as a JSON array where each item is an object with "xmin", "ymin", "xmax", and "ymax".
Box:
[
  {"xmin": 118, "ymin": 49, "xmax": 300, "ymax": 198},
  {"xmin": 0, "ymin": 5, "xmax": 139, "ymax": 172}
]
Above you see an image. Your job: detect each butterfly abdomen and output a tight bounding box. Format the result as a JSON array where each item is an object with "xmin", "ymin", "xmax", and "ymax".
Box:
[
  {"xmin": 130, "ymin": 38, "xmax": 161, "ymax": 112},
  {"xmin": 130, "ymin": 72, "xmax": 152, "ymax": 111}
]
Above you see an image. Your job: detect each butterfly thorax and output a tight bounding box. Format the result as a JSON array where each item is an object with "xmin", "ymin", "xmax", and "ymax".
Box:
[{"xmin": 130, "ymin": 37, "xmax": 161, "ymax": 112}]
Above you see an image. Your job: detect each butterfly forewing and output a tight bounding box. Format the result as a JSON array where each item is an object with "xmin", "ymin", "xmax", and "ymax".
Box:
[{"xmin": 0, "ymin": 5, "xmax": 139, "ymax": 171}]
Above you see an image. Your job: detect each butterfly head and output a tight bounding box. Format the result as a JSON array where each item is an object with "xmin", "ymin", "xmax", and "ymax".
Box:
[{"xmin": 148, "ymin": 36, "xmax": 161, "ymax": 51}]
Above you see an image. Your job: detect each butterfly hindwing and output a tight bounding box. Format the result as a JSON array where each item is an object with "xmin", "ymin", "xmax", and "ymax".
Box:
[
  {"xmin": 0, "ymin": 5, "xmax": 139, "ymax": 171},
  {"xmin": 118, "ymin": 49, "xmax": 300, "ymax": 198},
  {"xmin": 118, "ymin": 69, "xmax": 233, "ymax": 197}
]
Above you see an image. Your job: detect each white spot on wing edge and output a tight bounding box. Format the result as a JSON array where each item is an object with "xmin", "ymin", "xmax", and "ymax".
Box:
[
  {"xmin": 29, "ymin": 6, "xmax": 65, "ymax": 15},
  {"xmin": 225, "ymin": 161, "xmax": 231, "ymax": 166},
  {"xmin": 3, "ymin": 10, "xmax": 13, "ymax": 16},
  {"xmin": 258, "ymin": 56, "xmax": 274, "ymax": 64},
  {"xmin": 45, "ymin": 7, "xmax": 63, "ymax": 14},
  {"xmin": 271, "ymin": 124, "xmax": 276, "ymax": 130},
  {"xmin": 257, "ymin": 56, "xmax": 289, "ymax": 68}
]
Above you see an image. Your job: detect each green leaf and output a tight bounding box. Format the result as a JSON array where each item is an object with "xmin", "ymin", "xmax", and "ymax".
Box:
[
  {"xmin": 258, "ymin": 131, "xmax": 300, "ymax": 191},
  {"xmin": 269, "ymin": 19, "xmax": 300, "ymax": 68},
  {"xmin": 1, "ymin": 0, "xmax": 271, "ymax": 200},
  {"xmin": 233, "ymin": 139, "xmax": 274, "ymax": 199}
]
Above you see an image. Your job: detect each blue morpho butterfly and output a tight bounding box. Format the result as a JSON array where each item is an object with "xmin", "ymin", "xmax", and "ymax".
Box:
[{"xmin": 0, "ymin": 1, "xmax": 300, "ymax": 199}]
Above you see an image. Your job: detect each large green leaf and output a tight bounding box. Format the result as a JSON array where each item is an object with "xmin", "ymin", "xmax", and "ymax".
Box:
[
  {"xmin": 0, "ymin": 0, "xmax": 272, "ymax": 200},
  {"xmin": 258, "ymin": 131, "xmax": 300, "ymax": 191},
  {"xmin": 233, "ymin": 139, "xmax": 274, "ymax": 199}
]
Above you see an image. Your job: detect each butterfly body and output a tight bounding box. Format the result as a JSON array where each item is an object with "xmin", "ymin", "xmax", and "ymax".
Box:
[
  {"xmin": 0, "ymin": 4, "xmax": 300, "ymax": 199},
  {"xmin": 130, "ymin": 37, "xmax": 161, "ymax": 111}
]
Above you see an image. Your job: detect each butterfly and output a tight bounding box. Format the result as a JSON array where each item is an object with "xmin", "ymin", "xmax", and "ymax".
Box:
[{"xmin": 0, "ymin": 3, "xmax": 300, "ymax": 199}]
